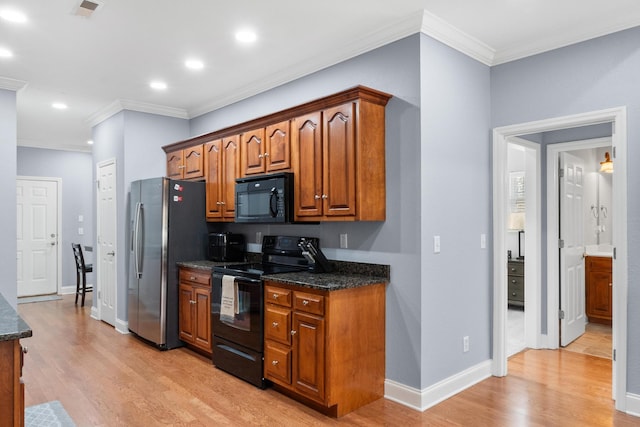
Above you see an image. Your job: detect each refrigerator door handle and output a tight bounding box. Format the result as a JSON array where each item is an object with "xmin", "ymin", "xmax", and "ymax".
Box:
[{"xmin": 134, "ymin": 202, "xmax": 143, "ymax": 278}]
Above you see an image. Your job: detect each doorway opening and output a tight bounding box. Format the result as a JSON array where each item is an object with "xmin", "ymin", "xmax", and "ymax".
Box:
[{"xmin": 492, "ymin": 107, "xmax": 628, "ymax": 411}]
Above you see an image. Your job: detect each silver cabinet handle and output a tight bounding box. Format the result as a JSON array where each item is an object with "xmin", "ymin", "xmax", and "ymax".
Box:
[
  {"xmin": 302, "ymin": 300, "xmax": 309, "ymax": 306},
  {"xmin": 314, "ymin": 195, "xmax": 321, "ymax": 200},
  {"xmin": 272, "ymin": 321, "xmax": 279, "ymax": 328},
  {"xmin": 291, "ymin": 330, "xmax": 297, "ymax": 336},
  {"xmin": 273, "ymin": 293, "xmax": 279, "ymax": 299},
  {"xmin": 321, "ymin": 194, "xmax": 328, "ymax": 199},
  {"xmin": 272, "ymin": 360, "xmax": 278, "ymax": 366},
  {"xmin": 264, "ymin": 152, "xmax": 269, "ymax": 157}
]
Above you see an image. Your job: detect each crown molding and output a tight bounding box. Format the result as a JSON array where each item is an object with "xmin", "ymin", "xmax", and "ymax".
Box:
[
  {"xmin": 419, "ymin": 10, "xmax": 496, "ymax": 66},
  {"xmin": 18, "ymin": 138, "xmax": 92, "ymax": 153},
  {"xmin": 87, "ymin": 99, "xmax": 189, "ymax": 127},
  {"xmin": 0, "ymin": 77, "xmax": 27, "ymax": 91},
  {"xmin": 493, "ymin": 19, "xmax": 640, "ymax": 65}
]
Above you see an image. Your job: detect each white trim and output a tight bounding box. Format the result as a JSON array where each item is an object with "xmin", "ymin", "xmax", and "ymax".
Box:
[
  {"xmin": 87, "ymin": 99, "xmax": 189, "ymax": 127},
  {"xmin": 0, "ymin": 77, "xmax": 27, "ymax": 91},
  {"xmin": 115, "ymin": 318, "xmax": 129, "ymax": 335},
  {"xmin": 17, "ymin": 176, "xmax": 63, "ymax": 296},
  {"xmin": 626, "ymin": 393, "xmax": 640, "ymax": 417},
  {"xmin": 60, "ymin": 285, "xmax": 76, "ymax": 295},
  {"xmin": 492, "ymin": 106, "xmax": 628, "ymax": 412},
  {"xmin": 419, "ymin": 9, "xmax": 495, "ymax": 66},
  {"xmin": 385, "ymin": 361, "xmax": 492, "ymax": 412}
]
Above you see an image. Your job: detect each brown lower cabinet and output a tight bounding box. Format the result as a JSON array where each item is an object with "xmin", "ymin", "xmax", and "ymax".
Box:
[
  {"xmin": 263, "ymin": 280, "xmax": 385, "ymax": 417},
  {"xmin": 178, "ymin": 267, "xmax": 212, "ymax": 355},
  {"xmin": 0, "ymin": 339, "xmax": 25, "ymax": 427},
  {"xmin": 586, "ymin": 256, "xmax": 613, "ymax": 325}
]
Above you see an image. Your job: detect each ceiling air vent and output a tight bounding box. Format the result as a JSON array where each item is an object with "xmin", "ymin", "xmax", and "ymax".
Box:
[{"xmin": 74, "ymin": 0, "xmax": 102, "ymax": 17}]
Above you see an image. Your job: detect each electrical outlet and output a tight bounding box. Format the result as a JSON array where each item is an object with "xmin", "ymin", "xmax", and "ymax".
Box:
[
  {"xmin": 463, "ymin": 336, "xmax": 470, "ymax": 353},
  {"xmin": 480, "ymin": 233, "xmax": 486, "ymax": 249},
  {"xmin": 78, "ymin": 227, "xmax": 84, "ymax": 236},
  {"xmin": 340, "ymin": 233, "xmax": 348, "ymax": 249}
]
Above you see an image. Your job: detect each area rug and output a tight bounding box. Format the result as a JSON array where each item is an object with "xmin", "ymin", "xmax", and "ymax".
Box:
[
  {"xmin": 25, "ymin": 400, "xmax": 75, "ymax": 427},
  {"xmin": 18, "ymin": 295, "xmax": 63, "ymax": 304}
]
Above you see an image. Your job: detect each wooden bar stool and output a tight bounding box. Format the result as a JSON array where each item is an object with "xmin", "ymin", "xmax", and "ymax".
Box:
[{"xmin": 72, "ymin": 243, "xmax": 93, "ymax": 307}]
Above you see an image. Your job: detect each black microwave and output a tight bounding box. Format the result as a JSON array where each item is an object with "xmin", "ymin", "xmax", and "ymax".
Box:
[{"xmin": 235, "ymin": 172, "xmax": 293, "ymax": 223}]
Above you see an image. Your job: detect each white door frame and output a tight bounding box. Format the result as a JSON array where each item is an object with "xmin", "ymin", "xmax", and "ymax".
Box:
[
  {"xmin": 492, "ymin": 106, "xmax": 627, "ymax": 411},
  {"xmin": 93, "ymin": 158, "xmax": 117, "ymax": 326},
  {"xmin": 17, "ymin": 176, "xmax": 62, "ymax": 295}
]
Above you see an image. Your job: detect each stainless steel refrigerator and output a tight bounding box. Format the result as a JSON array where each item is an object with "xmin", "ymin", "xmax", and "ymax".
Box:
[{"xmin": 128, "ymin": 177, "xmax": 207, "ymax": 349}]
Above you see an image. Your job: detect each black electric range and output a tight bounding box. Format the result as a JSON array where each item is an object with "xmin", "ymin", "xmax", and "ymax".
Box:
[{"xmin": 210, "ymin": 235, "xmax": 322, "ymax": 388}]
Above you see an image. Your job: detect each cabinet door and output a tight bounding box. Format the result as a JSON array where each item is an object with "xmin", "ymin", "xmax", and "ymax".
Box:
[
  {"xmin": 293, "ymin": 112, "xmax": 323, "ymax": 217},
  {"xmin": 178, "ymin": 284, "xmax": 194, "ymax": 343},
  {"xmin": 587, "ymin": 271, "xmax": 612, "ymax": 319},
  {"xmin": 265, "ymin": 120, "xmax": 291, "ymax": 172},
  {"xmin": 204, "ymin": 140, "xmax": 223, "ymax": 219},
  {"xmin": 292, "ymin": 312, "xmax": 325, "ymax": 402},
  {"xmin": 167, "ymin": 150, "xmax": 184, "ymax": 179},
  {"xmin": 183, "ymin": 145, "xmax": 204, "ymax": 180},
  {"xmin": 241, "ymin": 128, "xmax": 266, "ymax": 176},
  {"xmin": 323, "ymin": 103, "xmax": 356, "ymax": 217},
  {"xmin": 194, "ymin": 287, "xmax": 212, "ymax": 352},
  {"xmin": 221, "ymin": 135, "xmax": 240, "ymax": 219}
]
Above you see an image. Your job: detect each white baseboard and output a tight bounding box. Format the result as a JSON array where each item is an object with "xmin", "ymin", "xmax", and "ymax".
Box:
[
  {"xmin": 115, "ymin": 318, "xmax": 129, "ymax": 335},
  {"xmin": 90, "ymin": 305, "xmax": 99, "ymax": 320},
  {"xmin": 59, "ymin": 285, "xmax": 76, "ymax": 295},
  {"xmin": 625, "ymin": 393, "xmax": 640, "ymax": 417},
  {"xmin": 385, "ymin": 360, "xmax": 492, "ymax": 412}
]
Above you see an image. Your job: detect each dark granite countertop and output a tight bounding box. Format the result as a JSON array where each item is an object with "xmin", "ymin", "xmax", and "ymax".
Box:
[
  {"xmin": 177, "ymin": 258, "xmax": 389, "ymax": 291},
  {"xmin": 0, "ymin": 293, "xmax": 32, "ymax": 342},
  {"xmin": 262, "ymin": 271, "xmax": 387, "ymax": 291}
]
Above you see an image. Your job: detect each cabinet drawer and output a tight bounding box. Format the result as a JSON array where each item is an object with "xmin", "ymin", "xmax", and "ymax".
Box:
[
  {"xmin": 264, "ymin": 341, "xmax": 291, "ymax": 384},
  {"xmin": 294, "ymin": 292, "xmax": 324, "ymax": 316},
  {"xmin": 508, "ymin": 279, "xmax": 525, "ymax": 302},
  {"xmin": 587, "ymin": 256, "xmax": 612, "ymax": 272},
  {"xmin": 265, "ymin": 306, "xmax": 292, "ymax": 345},
  {"xmin": 179, "ymin": 269, "xmax": 211, "ymax": 287},
  {"xmin": 265, "ymin": 286, "xmax": 292, "ymax": 307},
  {"xmin": 508, "ymin": 261, "xmax": 524, "ymax": 276}
]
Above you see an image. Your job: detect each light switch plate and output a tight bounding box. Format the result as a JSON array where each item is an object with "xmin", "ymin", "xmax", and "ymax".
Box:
[{"xmin": 433, "ymin": 235, "xmax": 441, "ymax": 253}]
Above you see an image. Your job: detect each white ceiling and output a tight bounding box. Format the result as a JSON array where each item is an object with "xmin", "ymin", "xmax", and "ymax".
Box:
[{"xmin": 2, "ymin": 0, "xmax": 639, "ymax": 152}]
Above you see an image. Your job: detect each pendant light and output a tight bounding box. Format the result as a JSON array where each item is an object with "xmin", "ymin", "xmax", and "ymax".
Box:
[{"xmin": 599, "ymin": 151, "xmax": 613, "ymax": 173}]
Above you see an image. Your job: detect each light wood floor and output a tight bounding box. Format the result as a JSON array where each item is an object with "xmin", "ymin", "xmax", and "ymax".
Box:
[
  {"xmin": 18, "ymin": 295, "xmax": 638, "ymax": 426},
  {"xmin": 564, "ymin": 322, "xmax": 612, "ymax": 359}
]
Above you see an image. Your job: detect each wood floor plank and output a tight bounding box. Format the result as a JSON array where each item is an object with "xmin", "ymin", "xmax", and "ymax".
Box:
[{"xmin": 17, "ymin": 295, "xmax": 639, "ymax": 426}]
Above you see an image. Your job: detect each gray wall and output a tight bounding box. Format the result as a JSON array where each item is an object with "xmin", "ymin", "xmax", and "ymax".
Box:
[
  {"xmin": 0, "ymin": 89, "xmax": 17, "ymax": 307},
  {"xmin": 491, "ymin": 26, "xmax": 640, "ymax": 392},
  {"xmin": 17, "ymin": 147, "xmax": 94, "ymax": 290},
  {"xmin": 419, "ymin": 34, "xmax": 491, "ymax": 385},
  {"xmin": 193, "ymin": 35, "xmax": 426, "ymax": 388},
  {"xmin": 93, "ymin": 110, "xmax": 189, "ymax": 323}
]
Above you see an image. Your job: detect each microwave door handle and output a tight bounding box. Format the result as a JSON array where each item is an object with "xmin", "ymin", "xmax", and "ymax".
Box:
[{"xmin": 269, "ymin": 187, "xmax": 278, "ymax": 217}]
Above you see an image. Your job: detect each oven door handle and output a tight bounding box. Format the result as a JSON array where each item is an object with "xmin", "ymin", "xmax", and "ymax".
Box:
[{"xmin": 213, "ymin": 274, "xmax": 262, "ymax": 285}]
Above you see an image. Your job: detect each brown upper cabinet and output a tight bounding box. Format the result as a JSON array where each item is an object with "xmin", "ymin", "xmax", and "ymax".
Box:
[
  {"xmin": 162, "ymin": 86, "xmax": 391, "ymax": 223},
  {"xmin": 204, "ymin": 136, "xmax": 240, "ymax": 221},
  {"xmin": 166, "ymin": 145, "xmax": 204, "ymax": 180},
  {"xmin": 242, "ymin": 120, "xmax": 292, "ymax": 176},
  {"xmin": 292, "ymin": 99, "xmax": 386, "ymax": 221}
]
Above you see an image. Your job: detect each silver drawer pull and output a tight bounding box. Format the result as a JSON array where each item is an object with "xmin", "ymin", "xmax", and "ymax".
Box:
[
  {"xmin": 272, "ymin": 360, "xmax": 279, "ymax": 366},
  {"xmin": 291, "ymin": 330, "xmax": 297, "ymax": 336},
  {"xmin": 190, "ymin": 276, "xmax": 196, "ymax": 280},
  {"xmin": 272, "ymin": 321, "xmax": 279, "ymax": 328},
  {"xmin": 302, "ymin": 300, "xmax": 309, "ymax": 306},
  {"xmin": 273, "ymin": 293, "xmax": 279, "ymax": 299}
]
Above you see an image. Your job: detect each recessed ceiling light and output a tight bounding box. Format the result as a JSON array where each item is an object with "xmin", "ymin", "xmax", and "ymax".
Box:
[
  {"xmin": 0, "ymin": 9, "xmax": 27, "ymax": 23},
  {"xmin": 87, "ymin": 140, "xmax": 94, "ymax": 145},
  {"xmin": 150, "ymin": 80, "xmax": 167, "ymax": 90},
  {"xmin": 52, "ymin": 102, "xmax": 68, "ymax": 110},
  {"xmin": 0, "ymin": 48, "xmax": 13, "ymax": 58},
  {"xmin": 185, "ymin": 59, "xmax": 204, "ymax": 70},
  {"xmin": 235, "ymin": 29, "xmax": 257, "ymax": 44}
]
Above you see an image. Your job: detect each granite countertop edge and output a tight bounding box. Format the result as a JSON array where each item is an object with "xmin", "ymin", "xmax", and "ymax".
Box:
[
  {"xmin": 177, "ymin": 260, "xmax": 389, "ymax": 291},
  {"xmin": 0, "ymin": 294, "xmax": 33, "ymax": 342}
]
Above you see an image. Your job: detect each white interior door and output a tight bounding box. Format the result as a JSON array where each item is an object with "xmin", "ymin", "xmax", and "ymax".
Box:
[
  {"xmin": 560, "ymin": 152, "xmax": 586, "ymax": 346},
  {"xmin": 97, "ymin": 160, "xmax": 117, "ymax": 326},
  {"xmin": 17, "ymin": 178, "xmax": 59, "ymax": 297}
]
